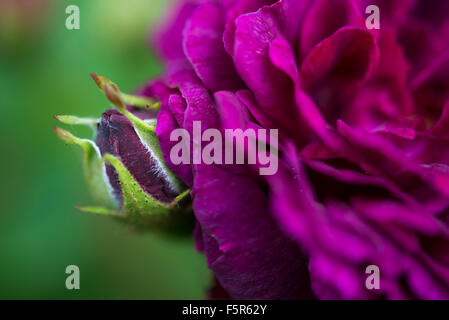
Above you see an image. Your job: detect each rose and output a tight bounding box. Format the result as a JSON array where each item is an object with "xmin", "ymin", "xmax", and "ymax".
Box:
[
  {"xmin": 56, "ymin": 0, "xmax": 449, "ymax": 299},
  {"xmin": 151, "ymin": 0, "xmax": 449, "ymax": 299}
]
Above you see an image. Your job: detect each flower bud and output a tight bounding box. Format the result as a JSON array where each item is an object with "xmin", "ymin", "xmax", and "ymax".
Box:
[
  {"xmin": 55, "ymin": 75, "xmax": 191, "ymax": 234},
  {"xmin": 96, "ymin": 109, "xmax": 182, "ymax": 205}
]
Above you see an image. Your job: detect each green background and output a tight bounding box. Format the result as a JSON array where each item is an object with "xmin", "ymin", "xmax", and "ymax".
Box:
[{"xmin": 0, "ymin": 0, "xmax": 210, "ymax": 299}]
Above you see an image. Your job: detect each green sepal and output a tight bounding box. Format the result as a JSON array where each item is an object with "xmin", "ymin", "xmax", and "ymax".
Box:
[
  {"xmin": 54, "ymin": 127, "xmax": 117, "ymax": 209},
  {"xmin": 75, "ymin": 206, "xmax": 122, "ymax": 216},
  {"xmin": 121, "ymin": 93, "xmax": 161, "ymax": 110},
  {"xmin": 103, "ymin": 83, "xmax": 157, "ymax": 133},
  {"xmin": 54, "ymin": 115, "xmax": 99, "ymax": 126},
  {"xmin": 91, "ymin": 74, "xmax": 159, "ymax": 109},
  {"xmin": 103, "ymin": 153, "xmax": 170, "ymax": 211},
  {"xmin": 101, "ymin": 154, "xmax": 193, "ymax": 233},
  {"xmin": 130, "ymin": 119, "xmax": 186, "ymax": 193},
  {"xmin": 54, "ymin": 115, "xmax": 99, "ymax": 135}
]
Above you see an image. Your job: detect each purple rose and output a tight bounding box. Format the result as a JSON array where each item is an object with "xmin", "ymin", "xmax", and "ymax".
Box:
[
  {"xmin": 57, "ymin": 0, "xmax": 449, "ymax": 299},
  {"xmin": 150, "ymin": 0, "xmax": 449, "ymax": 299}
]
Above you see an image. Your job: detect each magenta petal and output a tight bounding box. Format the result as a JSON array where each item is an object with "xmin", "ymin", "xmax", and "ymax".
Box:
[
  {"xmin": 341, "ymin": 30, "xmax": 413, "ymax": 130},
  {"xmin": 167, "ymin": 93, "xmax": 187, "ymax": 128},
  {"xmin": 410, "ymin": 0, "xmax": 449, "ymax": 28},
  {"xmin": 215, "ymin": 91, "xmax": 251, "ymax": 130},
  {"xmin": 233, "ymin": 7, "xmax": 293, "ymax": 118},
  {"xmin": 152, "ymin": 0, "xmax": 199, "ymax": 64},
  {"xmin": 222, "ymin": 0, "xmax": 277, "ymax": 55},
  {"xmin": 215, "ymin": 90, "xmax": 275, "ymax": 175},
  {"xmin": 431, "ymin": 102, "xmax": 449, "ymax": 136},
  {"xmin": 156, "ymin": 93, "xmax": 194, "ymax": 187},
  {"xmin": 300, "ymin": 27, "xmax": 378, "ymax": 91},
  {"xmin": 271, "ymin": 144, "xmax": 449, "ymax": 299},
  {"xmin": 299, "ymin": 0, "xmax": 363, "ymax": 58},
  {"xmin": 356, "ymin": 0, "xmax": 414, "ymax": 27},
  {"xmin": 336, "ymin": 120, "xmax": 449, "ymax": 212},
  {"xmin": 236, "ymin": 89, "xmax": 279, "ymax": 131},
  {"xmin": 411, "ymin": 51, "xmax": 449, "ymax": 120},
  {"xmin": 232, "ymin": 0, "xmax": 310, "ymax": 133},
  {"xmin": 269, "ymin": 37, "xmax": 299, "ymax": 80},
  {"xmin": 183, "ymin": 1, "xmax": 244, "ymax": 92},
  {"xmin": 193, "ymin": 163, "xmax": 313, "ymax": 299},
  {"xmin": 169, "ymin": 69, "xmax": 221, "ymax": 133}
]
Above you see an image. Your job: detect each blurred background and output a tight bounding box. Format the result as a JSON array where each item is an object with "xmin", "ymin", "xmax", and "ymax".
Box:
[{"xmin": 0, "ymin": 0, "xmax": 210, "ymax": 299}]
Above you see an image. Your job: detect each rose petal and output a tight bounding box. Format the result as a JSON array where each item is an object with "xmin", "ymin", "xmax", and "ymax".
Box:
[
  {"xmin": 183, "ymin": 1, "xmax": 244, "ymax": 91},
  {"xmin": 193, "ymin": 163, "xmax": 313, "ymax": 299}
]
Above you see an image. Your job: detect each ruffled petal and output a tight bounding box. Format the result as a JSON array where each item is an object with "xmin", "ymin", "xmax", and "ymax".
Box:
[
  {"xmin": 300, "ymin": 0, "xmax": 364, "ymax": 59},
  {"xmin": 183, "ymin": 1, "xmax": 244, "ymax": 92},
  {"xmin": 193, "ymin": 163, "xmax": 314, "ymax": 299}
]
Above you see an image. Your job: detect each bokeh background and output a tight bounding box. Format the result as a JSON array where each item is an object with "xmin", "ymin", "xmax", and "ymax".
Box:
[{"xmin": 0, "ymin": 0, "xmax": 211, "ymax": 299}]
